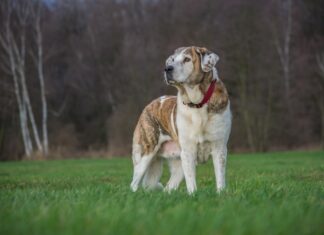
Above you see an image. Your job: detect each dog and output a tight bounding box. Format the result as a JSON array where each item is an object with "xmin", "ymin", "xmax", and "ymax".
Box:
[{"xmin": 130, "ymin": 46, "xmax": 231, "ymax": 194}]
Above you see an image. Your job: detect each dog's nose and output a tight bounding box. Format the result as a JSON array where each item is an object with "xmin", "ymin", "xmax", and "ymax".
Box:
[{"xmin": 165, "ymin": 66, "xmax": 174, "ymax": 73}]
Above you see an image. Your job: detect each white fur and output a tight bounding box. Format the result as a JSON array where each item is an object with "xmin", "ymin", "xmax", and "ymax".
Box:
[
  {"xmin": 212, "ymin": 67, "xmax": 220, "ymax": 81},
  {"xmin": 160, "ymin": 95, "xmax": 172, "ymax": 106},
  {"xmin": 212, "ymin": 146, "xmax": 227, "ymax": 191},
  {"xmin": 130, "ymin": 154, "xmax": 154, "ymax": 192},
  {"xmin": 200, "ymin": 52, "xmax": 219, "ymax": 72},
  {"xmin": 166, "ymin": 49, "xmax": 194, "ymax": 83},
  {"xmin": 183, "ymin": 84, "xmax": 204, "ymax": 104},
  {"xmin": 164, "ymin": 158, "xmax": 184, "ymax": 192},
  {"xmin": 142, "ymin": 157, "xmax": 164, "ymax": 190},
  {"xmin": 170, "ymin": 105, "xmax": 177, "ymax": 137},
  {"xmin": 132, "ymin": 144, "xmax": 142, "ymax": 165}
]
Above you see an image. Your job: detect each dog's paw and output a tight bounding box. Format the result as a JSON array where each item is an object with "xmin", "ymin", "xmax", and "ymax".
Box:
[
  {"xmin": 156, "ymin": 182, "xmax": 164, "ymax": 190},
  {"xmin": 130, "ymin": 183, "xmax": 138, "ymax": 192},
  {"xmin": 143, "ymin": 182, "xmax": 164, "ymax": 191},
  {"xmin": 163, "ymin": 186, "xmax": 174, "ymax": 194}
]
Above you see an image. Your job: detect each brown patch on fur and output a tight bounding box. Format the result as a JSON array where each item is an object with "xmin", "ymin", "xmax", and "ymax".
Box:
[
  {"xmin": 197, "ymin": 71, "xmax": 229, "ymax": 113},
  {"xmin": 133, "ymin": 96, "xmax": 178, "ymax": 155},
  {"xmin": 198, "ymin": 70, "xmax": 214, "ymax": 92},
  {"xmin": 208, "ymin": 80, "xmax": 229, "ymax": 113},
  {"xmin": 184, "ymin": 47, "xmax": 205, "ymax": 85}
]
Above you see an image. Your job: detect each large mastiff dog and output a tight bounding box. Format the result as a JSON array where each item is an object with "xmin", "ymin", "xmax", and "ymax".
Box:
[{"xmin": 130, "ymin": 46, "xmax": 232, "ymax": 194}]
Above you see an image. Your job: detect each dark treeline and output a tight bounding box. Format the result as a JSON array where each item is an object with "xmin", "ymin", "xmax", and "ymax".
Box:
[{"xmin": 0, "ymin": 0, "xmax": 323, "ymax": 160}]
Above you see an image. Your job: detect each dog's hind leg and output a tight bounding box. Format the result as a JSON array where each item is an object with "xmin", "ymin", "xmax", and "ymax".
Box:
[
  {"xmin": 130, "ymin": 111, "xmax": 168, "ymax": 192},
  {"xmin": 164, "ymin": 158, "xmax": 184, "ymax": 192},
  {"xmin": 142, "ymin": 157, "xmax": 163, "ymax": 190},
  {"xmin": 131, "ymin": 142, "xmax": 162, "ymax": 192},
  {"xmin": 130, "ymin": 153, "xmax": 154, "ymax": 192}
]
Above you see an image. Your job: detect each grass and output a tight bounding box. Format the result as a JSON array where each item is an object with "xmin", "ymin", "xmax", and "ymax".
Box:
[{"xmin": 0, "ymin": 151, "xmax": 323, "ymax": 235}]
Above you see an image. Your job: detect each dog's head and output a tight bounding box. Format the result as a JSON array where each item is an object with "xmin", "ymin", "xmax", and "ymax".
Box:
[{"xmin": 164, "ymin": 46, "xmax": 219, "ymax": 86}]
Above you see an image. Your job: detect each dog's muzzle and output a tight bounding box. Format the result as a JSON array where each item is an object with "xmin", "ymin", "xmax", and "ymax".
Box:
[{"xmin": 164, "ymin": 66, "xmax": 175, "ymax": 84}]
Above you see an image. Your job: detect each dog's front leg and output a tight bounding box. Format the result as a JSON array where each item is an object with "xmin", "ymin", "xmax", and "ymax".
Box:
[
  {"xmin": 212, "ymin": 146, "xmax": 227, "ymax": 192},
  {"xmin": 180, "ymin": 145, "xmax": 197, "ymax": 195}
]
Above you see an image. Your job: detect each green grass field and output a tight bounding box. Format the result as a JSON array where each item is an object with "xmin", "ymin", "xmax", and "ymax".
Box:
[{"xmin": 0, "ymin": 151, "xmax": 323, "ymax": 235}]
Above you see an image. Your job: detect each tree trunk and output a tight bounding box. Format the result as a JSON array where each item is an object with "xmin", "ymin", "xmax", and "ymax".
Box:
[
  {"xmin": 273, "ymin": 0, "xmax": 292, "ymax": 108},
  {"xmin": 17, "ymin": 27, "xmax": 43, "ymax": 153},
  {"xmin": 0, "ymin": 25, "xmax": 33, "ymax": 157},
  {"xmin": 11, "ymin": 55, "xmax": 33, "ymax": 156},
  {"xmin": 35, "ymin": 6, "xmax": 48, "ymax": 155}
]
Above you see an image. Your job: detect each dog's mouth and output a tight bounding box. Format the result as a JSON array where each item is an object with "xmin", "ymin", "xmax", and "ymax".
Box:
[
  {"xmin": 164, "ymin": 73, "xmax": 175, "ymax": 85},
  {"xmin": 166, "ymin": 79, "xmax": 176, "ymax": 85},
  {"xmin": 164, "ymin": 72, "xmax": 184, "ymax": 86}
]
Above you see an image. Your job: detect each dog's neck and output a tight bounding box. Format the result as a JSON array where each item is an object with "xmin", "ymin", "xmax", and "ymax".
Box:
[{"xmin": 177, "ymin": 68, "xmax": 218, "ymax": 105}]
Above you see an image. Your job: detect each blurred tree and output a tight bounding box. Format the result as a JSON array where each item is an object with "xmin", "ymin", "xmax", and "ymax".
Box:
[{"xmin": 0, "ymin": 0, "xmax": 48, "ymax": 157}]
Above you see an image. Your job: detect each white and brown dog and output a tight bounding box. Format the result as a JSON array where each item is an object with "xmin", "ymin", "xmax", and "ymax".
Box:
[{"xmin": 130, "ymin": 46, "xmax": 231, "ymax": 194}]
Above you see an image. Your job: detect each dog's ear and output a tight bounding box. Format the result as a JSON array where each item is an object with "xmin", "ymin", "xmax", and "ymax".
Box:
[
  {"xmin": 174, "ymin": 47, "xmax": 186, "ymax": 54},
  {"xmin": 195, "ymin": 47, "xmax": 219, "ymax": 72}
]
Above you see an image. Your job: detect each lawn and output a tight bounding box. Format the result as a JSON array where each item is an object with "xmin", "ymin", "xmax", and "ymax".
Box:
[{"xmin": 0, "ymin": 151, "xmax": 323, "ymax": 235}]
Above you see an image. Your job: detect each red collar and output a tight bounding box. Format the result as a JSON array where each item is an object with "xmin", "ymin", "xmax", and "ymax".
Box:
[{"xmin": 184, "ymin": 80, "xmax": 217, "ymax": 108}]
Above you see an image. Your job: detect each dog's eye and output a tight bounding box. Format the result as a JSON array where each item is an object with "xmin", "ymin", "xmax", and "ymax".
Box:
[{"xmin": 183, "ymin": 57, "xmax": 191, "ymax": 63}]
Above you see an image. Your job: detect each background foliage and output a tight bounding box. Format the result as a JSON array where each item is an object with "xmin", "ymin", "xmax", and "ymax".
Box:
[{"xmin": 0, "ymin": 0, "xmax": 324, "ymax": 159}]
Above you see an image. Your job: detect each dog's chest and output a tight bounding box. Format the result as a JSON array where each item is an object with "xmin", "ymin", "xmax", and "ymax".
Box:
[
  {"xmin": 185, "ymin": 110, "xmax": 208, "ymax": 142},
  {"xmin": 177, "ymin": 106, "xmax": 227, "ymax": 143},
  {"xmin": 175, "ymin": 103, "xmax": 231, "ymax": 163}
]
